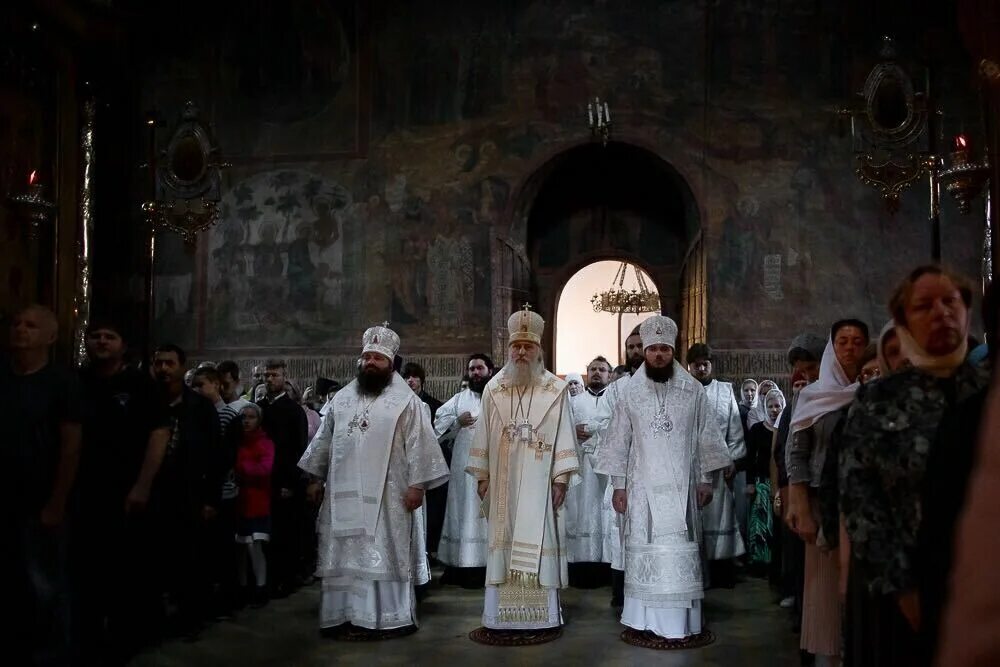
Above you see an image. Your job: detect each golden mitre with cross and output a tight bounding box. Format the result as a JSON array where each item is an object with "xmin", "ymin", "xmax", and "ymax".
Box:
[{"xmin": 507, "ymin": 303, "xmax": 545, "ymax": 345}]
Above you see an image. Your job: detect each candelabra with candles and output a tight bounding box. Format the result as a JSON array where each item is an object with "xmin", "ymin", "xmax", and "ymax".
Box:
[
  {"xmin": 591, "ymin": 261, "xmax": 660, "ymax": 364},
  {"xmin": 940, "ymin": 132, "xmax": 992, "ymax": 289},
  {"xmin": 940, "ymin": 134, "xmax": 991, "ymax": 214},
  {"xmin": 7, "ymin": 170, "xmax": 57, "ymax": 239},
  {"xmin": 587, "ymin": 96, "xmax": 612, "ymax": 146}
]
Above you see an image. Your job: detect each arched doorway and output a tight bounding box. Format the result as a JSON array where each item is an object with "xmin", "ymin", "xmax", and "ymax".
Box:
[
  {"xmin": 492, "ymin": 141, "xmax": 704, "ymax": 365},
  {"xmin": 554, "ymin": 260, "xmax": 659, "ymax": 375}
]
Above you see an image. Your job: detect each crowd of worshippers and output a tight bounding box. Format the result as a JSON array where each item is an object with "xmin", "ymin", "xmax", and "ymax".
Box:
[
  {"xmin": 2, "ymin": 312, "xmax": 352, "ymax": 665},
  {"xmin": 4, "ymin": 262, "xmax": 998, "ymax": 665}
]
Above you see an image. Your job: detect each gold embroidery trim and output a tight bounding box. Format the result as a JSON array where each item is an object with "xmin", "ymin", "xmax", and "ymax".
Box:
[
  {"xmin": 469, "ymin": 448, "xmax": 488, "ymax": 458},
  {"xmin": 466, "ymin": 466, "xmax": 489, "ymax": 479},
  {"xmin": 555, "ymin": 449, "xmax": 576, "ymax": 460},
  {"xmin": 494, "ymin": 428, "xmax": 511, "ymax": 545},
  {"xmin": 491, "ymin": 541, "xmax": 560, "ymax": 556}
]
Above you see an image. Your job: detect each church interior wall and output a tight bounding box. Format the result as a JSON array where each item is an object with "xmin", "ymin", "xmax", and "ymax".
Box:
[{"xmin": 88, "ymin": 0, "xmax": 985, "ymax": 387}]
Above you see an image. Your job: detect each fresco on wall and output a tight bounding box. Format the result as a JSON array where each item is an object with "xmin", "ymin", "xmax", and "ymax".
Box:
[
  {"xmin": 205, "ymin": 169, "xmax": 350, "ymax": 348},
  {"xmin": 143, "ymin": 0, "xmax": 983, "ymax": 358},
  {"xmin": 190, "ymin": 166, "xmax": 497, "ymax": 351}
]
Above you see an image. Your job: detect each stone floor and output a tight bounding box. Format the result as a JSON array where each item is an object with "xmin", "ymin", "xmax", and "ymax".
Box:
[{"xmin": 132, "ymin": 577, "xmax": 803, "ymax": 666}]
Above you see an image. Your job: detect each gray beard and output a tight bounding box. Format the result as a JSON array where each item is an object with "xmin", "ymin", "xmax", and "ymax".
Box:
[{"xmin": 505, "ymin": 358, "xmax": 545, "ymax": 387}]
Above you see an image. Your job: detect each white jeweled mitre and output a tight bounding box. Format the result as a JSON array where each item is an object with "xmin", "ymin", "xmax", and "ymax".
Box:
[
  {"xmin": 639, "ymin": 315, "xmax": 678, "ymax": 350},
  {"xmin": 362, "ymin": 322, "xmax": 400, "ymax": 360},
  {"xmin": 508, "ymin": 304, "xmax": 545, "ymax": 345}
]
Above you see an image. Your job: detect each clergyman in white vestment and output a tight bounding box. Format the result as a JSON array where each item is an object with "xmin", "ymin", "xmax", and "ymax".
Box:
[
  {"xmin": 465, "ymin": 306, "xmax": 580, "ymax": 630},
  {"xmin": 588, "ymin": 328, "xmax": 645, "ymax": 606},
  {"xmin": 687, "ymin": 343, "xmax": 747, "ymax": 587},
  {"xmin": 595, "ymin": 316, "xmax": 732, "ymax": 640},
  {"xmin": 433, "ymin": 354, "xmax": 495, "ymax": 573},
  {"xmin": 563, "ymin": 358, "xmax": 616, "ymax": 570},
  {"xmin": 299, "ymin": 324, "xmax": 449, "ymax": 633}
]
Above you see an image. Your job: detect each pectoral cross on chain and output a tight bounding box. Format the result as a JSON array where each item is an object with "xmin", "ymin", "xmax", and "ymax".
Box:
[{"xmin": 527, "ymin": 437, "xmax": 553, "ymax": 461}]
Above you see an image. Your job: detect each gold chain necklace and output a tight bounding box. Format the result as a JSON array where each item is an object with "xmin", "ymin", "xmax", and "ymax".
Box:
[{"xmin": 348, "ymin": 394, "xmax": 379, "ymax": 435}]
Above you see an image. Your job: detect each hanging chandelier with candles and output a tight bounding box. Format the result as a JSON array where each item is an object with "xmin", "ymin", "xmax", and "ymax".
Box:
[{"xmin": 591, "ymin": 261, "xmax": 660, "ymax": 314}]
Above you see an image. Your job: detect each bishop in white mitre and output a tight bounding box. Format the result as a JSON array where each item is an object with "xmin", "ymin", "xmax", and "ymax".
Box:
[
  {"xmin": 433, "ymin": 354, "xmax": 495, "ymax": 578},
  {"xmin": 563, "ymin": 359, "xmax": 615, "ymax": 573},
  {"xmin": 594, "ymin": 315, "xmax": 731, "ymax": 640},
  {"xmin": 466, "ymin": 306, "xmax": 580, "ymax": 631},
  {"xmin": 686, "ymin": 343, "xmax": 747, "ymax": 586},
  {"xmin": 299, "ymin": 324, "xmax": 449, "ymax": 634}
]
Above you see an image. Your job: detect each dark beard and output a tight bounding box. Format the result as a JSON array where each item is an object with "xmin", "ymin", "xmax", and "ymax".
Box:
[
  {"xmin": 627, "ymin": 354, "xmax": 643, "ymax": 372},
  {"xmin": 357, "ymin": 367, "xmax": 392, "ymax": 396},
  {"xmin": 468, "ymin": 376, "xmax": 489, "ymax": 394},
  {"xmin": 588, "ymin": 379, "xmax": 606, "ymax": 392},
  {"xmin": 645, "ymin": 362, "xmax": 675, "ymax": 383},
  {"xmin": 697, "ymin": 376, "xmax": 712, "ymax": 386}
]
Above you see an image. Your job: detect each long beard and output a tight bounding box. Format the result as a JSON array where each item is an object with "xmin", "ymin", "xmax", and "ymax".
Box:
[
  {"xmin": 645, "ymin": 362, "xmax": 675, "ymax": 383},
  {"xmin": 505, "ymin": 352, "xmax": 545, "ymax": 387},
  {"xmin": 357, "ymin": 367, "xmax": 392, "ymax": 396},
  {"xmin": 468, "ymin": 376, "xmax": 489, "ymax": 394}
]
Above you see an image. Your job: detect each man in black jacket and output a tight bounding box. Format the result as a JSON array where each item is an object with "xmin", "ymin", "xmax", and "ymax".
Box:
[
  {"xmin": 132, "ymin": 343, "xmax": 222, "ymax": 638},
  {"xmin": 258, "ymin": 359, "xmax": 309, "ymax": 597},
  {"xmin": 75, "ymin": 321, "xmax": 172, "ymax": 662},
  {"xmin": 402, "ymin": 361, "xmax": 443, "ymax": 421},
  {"xmin": 401, "ymin": 361, "xmax": 446, "ymax": 559}
]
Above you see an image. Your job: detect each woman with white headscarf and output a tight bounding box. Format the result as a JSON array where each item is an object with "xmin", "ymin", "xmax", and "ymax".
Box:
[
  {"xmin": 744, "ymin": 388, "xmax": 786, "ymax": 570},
  {"xmin": 738, "ymin": 379, "xmax": 758, "ymax": 432},
  {"xmin": 785, "ymin": 319, "xmax": 870, "ymax": 666},
  {"xmin": 840, "ymin": 267, "xmax": 986, "ymax": 666},
  {"xmin": 746, "ymin": 379, "xmax": 778, "ymax": 430}
]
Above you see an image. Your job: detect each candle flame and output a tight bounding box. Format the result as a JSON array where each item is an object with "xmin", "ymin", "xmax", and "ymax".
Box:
[
  {"xmin": 955, "ymin": 134, "xmax": 969, "ymax": 150},
  {"xmin": 28, "ymin": 170, "xmax": 37, "ymax": 186}
]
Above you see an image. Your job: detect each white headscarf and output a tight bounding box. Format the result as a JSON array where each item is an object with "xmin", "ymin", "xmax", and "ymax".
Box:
[
  {"xmin": 747, "ymin": 379, "xmax": 778, "ymax": 429},
  {"xmin": 565, "ymin": 372, "xmax": 585, "ymax": 396},
  {"xmin": 762, "ymin": 388, "xmax": 786, "ymax": 433},
  {"xmin": 790, "ymin": 338, "xmax": 859, "ymax": 434},
  {"xmin": 896, "ymin": 321, "xmax": 969, "ymax": 378},
  {"xmin": 876, "ymin": 320, "xmax": 898, "ymax": 376},
  {"xmin": 739, "ymin": 378, "xmax": 759, "ymax": 407}
]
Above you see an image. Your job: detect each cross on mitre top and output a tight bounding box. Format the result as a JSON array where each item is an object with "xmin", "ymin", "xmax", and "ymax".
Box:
[
  {"xmin": 508, "ymin": 303, "xmax": 545, "ymax": 344},
  {"xmin": 519, "ymin": 303, "xmax": 533, "ymax": 332}
]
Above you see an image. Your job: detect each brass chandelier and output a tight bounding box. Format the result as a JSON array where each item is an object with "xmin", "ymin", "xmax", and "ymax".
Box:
[{"xmin": 591, "ymin": 262, "xmax": 660, "ymax": 314}]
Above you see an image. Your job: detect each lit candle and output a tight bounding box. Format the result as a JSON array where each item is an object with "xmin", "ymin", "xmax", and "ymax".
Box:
[
  {"xmin": 28, "ymin": 170, "xmax": 37, "ymax": 186},
  {"xmin": 953, "ymin": 134, "xmax": 970, "ymax": 165},
  {"xmin": 604, "ymin": 102, "xmax": 610, "ymax": 123}
]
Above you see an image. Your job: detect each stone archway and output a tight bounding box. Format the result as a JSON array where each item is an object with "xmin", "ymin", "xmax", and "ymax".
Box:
[
  {"xmin": 493, "ymin": 141, "xmax": 703, "ymax": 366},
  {"xmin": 553, "ymin": 259, "xmax": 661, "ymax": 374}
]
